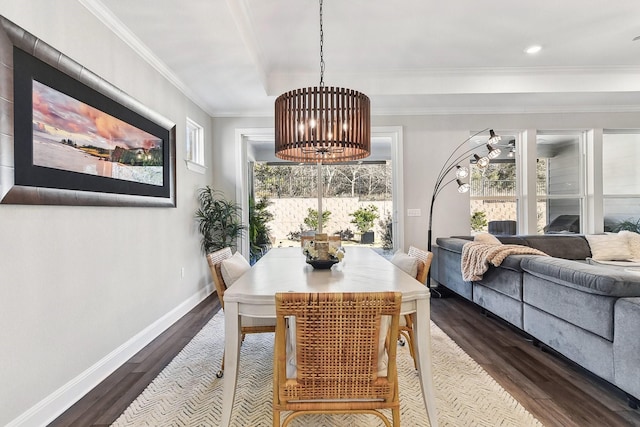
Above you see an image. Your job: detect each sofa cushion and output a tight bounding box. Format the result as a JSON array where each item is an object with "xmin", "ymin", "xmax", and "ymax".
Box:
[
  {"xmin": 521, "ymin": 235, "xmax": 591, "ymax": 259},
  {"xmin": 523, "ymin": 304, "xmax": 614, "ymax": 381},
  {"xmin": 523, "ymin": 271, "xmax": 617, "ymax": 341},
  {"xmin": 435, "ymin": 237, "xmax": 470, "ymax": 253},
  {"xmin": 614, "ymin": 297, "xmax": 640, "ymax": 400},
  {"xmin": 585, "ymin": 234, "xmax": 632, "ymax": 261},
  {"xmin": 521, "ymin": 257, "xmax": 640, "ymax": 297},
  {"xmin": 496, "ymin": 236, "xmax": 530, "ymax": 246}
]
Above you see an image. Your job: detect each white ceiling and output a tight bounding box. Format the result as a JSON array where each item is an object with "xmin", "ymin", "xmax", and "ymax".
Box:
[{"xmin": 86, "ymin": 0, "xmax": 640, "ymax": 117}]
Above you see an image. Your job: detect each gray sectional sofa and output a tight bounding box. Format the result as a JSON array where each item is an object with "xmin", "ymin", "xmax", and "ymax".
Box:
[{"xmin": 432, "ymin": 234, "xmax": 640, "ymax": 407}]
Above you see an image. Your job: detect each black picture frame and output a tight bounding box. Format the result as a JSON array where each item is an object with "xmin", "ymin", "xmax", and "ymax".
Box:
[{"xmin": 0, "ymin": 15, "xmax": 176, "ymax": 207}]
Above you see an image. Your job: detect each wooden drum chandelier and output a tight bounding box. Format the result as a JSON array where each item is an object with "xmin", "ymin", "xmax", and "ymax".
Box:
[
  {"xmin": 274, "ymin": 0, "xmax": 371, "ymax": 164},
  {"xmin": 274, "ymin": 86, "xmax": 370, "ymax": 163}
]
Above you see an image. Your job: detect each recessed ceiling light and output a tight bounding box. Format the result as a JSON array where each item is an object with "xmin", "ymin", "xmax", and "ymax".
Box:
[{"xmin": 525, "ymin": 45, "xmax": 542, "ymax": 54}]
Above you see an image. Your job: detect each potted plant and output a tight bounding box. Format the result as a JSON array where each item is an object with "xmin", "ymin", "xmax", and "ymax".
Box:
[
  {"xmin": 195, "ymin": 186, "xmax": 245, "ymax": 253},
  {"xmin": 350, "ymin": 205, "xmax": 379, "ymax": 244},
  {"xmin": 303, "ymin": 208, "xmax": 331, "ymax": 231},
  {"xmin": 470, "ymin": 210, "xmax": 488, "ymax": 233}
]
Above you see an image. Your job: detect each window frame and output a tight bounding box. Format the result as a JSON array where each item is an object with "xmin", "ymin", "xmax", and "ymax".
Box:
[{"xmin": 186, "ymin": 117, "xmax": 205, "ymax": 173}]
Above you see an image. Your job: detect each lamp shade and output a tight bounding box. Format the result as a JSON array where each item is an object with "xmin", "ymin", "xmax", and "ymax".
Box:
[
  {"xmin": 473, "ymin": 154, "xmax": 490, "ymax": 168},
  {"xmin": 488, "ymin": 129, "xmax": 501, "ymax": 144},
  {"xmin": 274, "ymin": 86, "xmax": 371, "ymax": 163},
  {"xmin": 486, "ymin": 144, "xmax": 501, "ymax": 159},
  {"xmin": 456, "ymin": 179, "xmax": 470, "ymax": 193}
]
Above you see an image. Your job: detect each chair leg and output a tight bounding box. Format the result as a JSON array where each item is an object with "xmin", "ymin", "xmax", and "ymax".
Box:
[
  {"xmin": 217, "ymin": 333, "xmax": 247, "ymax": 378},
  {"xmin": 392, "ymin": 406, "xmax": 400, "ymax": 426},
  {"xmin": 404, "ymin": 314, "xmax": 417, "ymax": 369},
  {"xmin": 216, "ymin": 350, "xmax": 224, "ymax": 378}
]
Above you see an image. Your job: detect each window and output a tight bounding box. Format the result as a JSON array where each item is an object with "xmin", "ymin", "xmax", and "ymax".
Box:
[
  {"xmin": 603, "ymin": 131, "xmax": 640, "ymax": 232},
  {"xmin": 186, "ymin": 118, "xmax": 205, "ymax": 173},
  {"xmin": 536, "ymin": 132, "xmax": 583, "ymax": 234},
  {"xmin": 469, "ymin": 133, "xmax": 518, "ymax": 235},
  {"xmin": 252, "ymin": 161, "xmax": 393, "ymax": 250}
]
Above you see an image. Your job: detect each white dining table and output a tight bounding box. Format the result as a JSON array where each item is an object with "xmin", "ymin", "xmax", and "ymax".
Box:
[{"xmin": 220, "ymin": 246, "xmax": 439, "ymax": 427}]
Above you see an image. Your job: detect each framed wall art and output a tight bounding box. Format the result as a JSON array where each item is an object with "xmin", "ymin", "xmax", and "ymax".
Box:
[{"xmin": 0, "ymin": 15, "xmax": 176, "ymax": 207}]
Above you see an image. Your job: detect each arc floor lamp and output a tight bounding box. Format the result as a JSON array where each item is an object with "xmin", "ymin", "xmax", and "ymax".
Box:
[{"xmin": 427, "ymin": 129, "xmax": 501, "ymax": 292}]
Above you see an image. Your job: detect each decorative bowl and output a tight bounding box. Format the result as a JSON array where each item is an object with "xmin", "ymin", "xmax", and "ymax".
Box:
[{"xmin": 306, "ymin": 258, "xmax": 339, "ymax": 269}]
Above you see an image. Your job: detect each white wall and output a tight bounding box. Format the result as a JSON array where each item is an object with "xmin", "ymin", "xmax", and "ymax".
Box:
[{"xmin": 0, "ymin": 2, "xmax": 215, "ymax": 425}]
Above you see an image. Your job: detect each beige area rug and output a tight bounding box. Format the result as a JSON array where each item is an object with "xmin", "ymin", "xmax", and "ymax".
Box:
[{"xmin": 112, "ymin": 312, "xmax": 543, "ymax": 426}]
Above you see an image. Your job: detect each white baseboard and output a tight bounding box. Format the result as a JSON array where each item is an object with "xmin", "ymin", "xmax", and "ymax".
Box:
[{"xmin": 7, "ymin": 285, "xmax": 213, "ymax": 427}]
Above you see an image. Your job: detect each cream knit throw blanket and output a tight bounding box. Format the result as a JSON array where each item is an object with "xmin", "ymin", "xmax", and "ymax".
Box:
[{"xmin": 461, "ymin": 242, "xmax": 548, "ymax": 281}]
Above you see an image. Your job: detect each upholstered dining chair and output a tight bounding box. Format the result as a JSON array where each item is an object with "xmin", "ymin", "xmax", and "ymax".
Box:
[
  {"xmin": 393, "ymin": 246, "xmax": 433, "ymax": 369},
  {"xmin": 206, "ymin": 247, "xmax": 275, "ymax": 378},
  {"xmin": 273, "ymin": 291, "xmax": 402, "ymax": 427}
]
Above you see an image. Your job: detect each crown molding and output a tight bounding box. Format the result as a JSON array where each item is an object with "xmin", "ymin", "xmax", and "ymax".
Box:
[{"xmin": 78, "ymin": 0, "xmax": 215, "ymax": 116}]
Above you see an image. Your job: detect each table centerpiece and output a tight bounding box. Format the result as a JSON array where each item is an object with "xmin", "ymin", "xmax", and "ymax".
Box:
[{"xmin": 302, "ymin": 233, "xmax": 344, "ymax": 269}]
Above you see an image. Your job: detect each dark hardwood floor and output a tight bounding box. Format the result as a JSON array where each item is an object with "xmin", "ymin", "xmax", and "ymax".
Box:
[
  {"xmin": 430, "ymin": 291, "xmax": 640, "ymax": 427},
  {"xmin": 49, "ymin": 294, "xmax": 221, "ymax": 427},
  {"xmin": 50, "ymin": 291, "xmax": 640, "ymax": 426}
]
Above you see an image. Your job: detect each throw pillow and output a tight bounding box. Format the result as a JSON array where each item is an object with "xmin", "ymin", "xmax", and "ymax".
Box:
[
  {"xmin": 585, "ymin": 234, "xmax": 632, "ymax": 261},
  {"xmin": 619, "ymin": 230, "xmax": 640, "ymax": 260},
  {"xmin": 474, "ymin": 233, "xmax": 502, "ymax": 245},
  {"xmin": 391, "ymin": 251, "xmax": 419, "ymax": 279},
  {"xmin": 220, "ymin": 251, "xmax": 251, "ymax": 286}
]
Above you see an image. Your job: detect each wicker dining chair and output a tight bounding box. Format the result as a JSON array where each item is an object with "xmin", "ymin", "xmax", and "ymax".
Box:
[
  {"xmin": 206, "ymin": 247, "xmax": 275, "ymax": 378},
  {"xmin": 273, "ymin": 291, "xmax": 402, "ymax": 427},
  {"xmin": 399, "ymin": 246, "xmax": 433, "ymax": 369}
]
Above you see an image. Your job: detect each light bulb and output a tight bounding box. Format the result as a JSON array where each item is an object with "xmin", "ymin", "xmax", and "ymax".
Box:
[
  {"xmin": 309, "ymin": 118, "xmax": 316, "ymax": 128},
  {"xmin": 455, "ymin": 165, "xmax": 469, "ymax": 179}
]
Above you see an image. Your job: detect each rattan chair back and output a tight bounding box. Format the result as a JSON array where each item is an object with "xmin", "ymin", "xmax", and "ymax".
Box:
[
  {"xmin": 273, "ymin": 291, "xmax": 402, "ymax": 427},
  {"xmin": 400, "ymin": 246, "xmax": 433, "ymax": 369},
  {"xmin": 206, "ymin": 247, "xmax": 274, "ymax": 378},
  {"xmin": 206, "ymin": 247, "xmax": 233, "ymax": 309},
  {"xmin": 408, "ymin": 245, "xmax": 433, "ymax": 285}
]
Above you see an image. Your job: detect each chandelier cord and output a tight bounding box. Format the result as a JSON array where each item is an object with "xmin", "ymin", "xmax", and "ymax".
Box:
[{"xmin": 319, "ymin": 0, "xmax": 325, "ymax": 88}]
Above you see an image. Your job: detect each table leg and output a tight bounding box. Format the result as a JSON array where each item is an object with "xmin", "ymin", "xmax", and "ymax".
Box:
[
  {"xmin": 221, "ymin": 302, "xmax": 241, "ymax": 427},
  {"xmin": 413, "ymin": 298, "xmax": 439, "ymax": 427}
]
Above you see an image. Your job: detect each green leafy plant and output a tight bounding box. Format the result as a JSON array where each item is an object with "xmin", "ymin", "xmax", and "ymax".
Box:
[
  {"xmin": 249, "ymin": 197, "xmax": 274, "ymax": 262},
  {"xmin": 379, "ymin": 214, "xmax": 393, "ymax": 251},
  {"xmin": 611, "ymin": 217, "xmax": 640, "ymax": 233},
  {"xmin": 195, "ymin": 186, "xmax": 245, "ymax": 253},
  {"xmin": 303, "ymin": 208, "xmax": 331, "ymax": 231},
  {"xmin": 350, "ymin": 205, "xmax": 379, "ymax": 234},
  {"xmin": 470, "ymin": 211, "xmax": 488, "ymax": 232}
]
